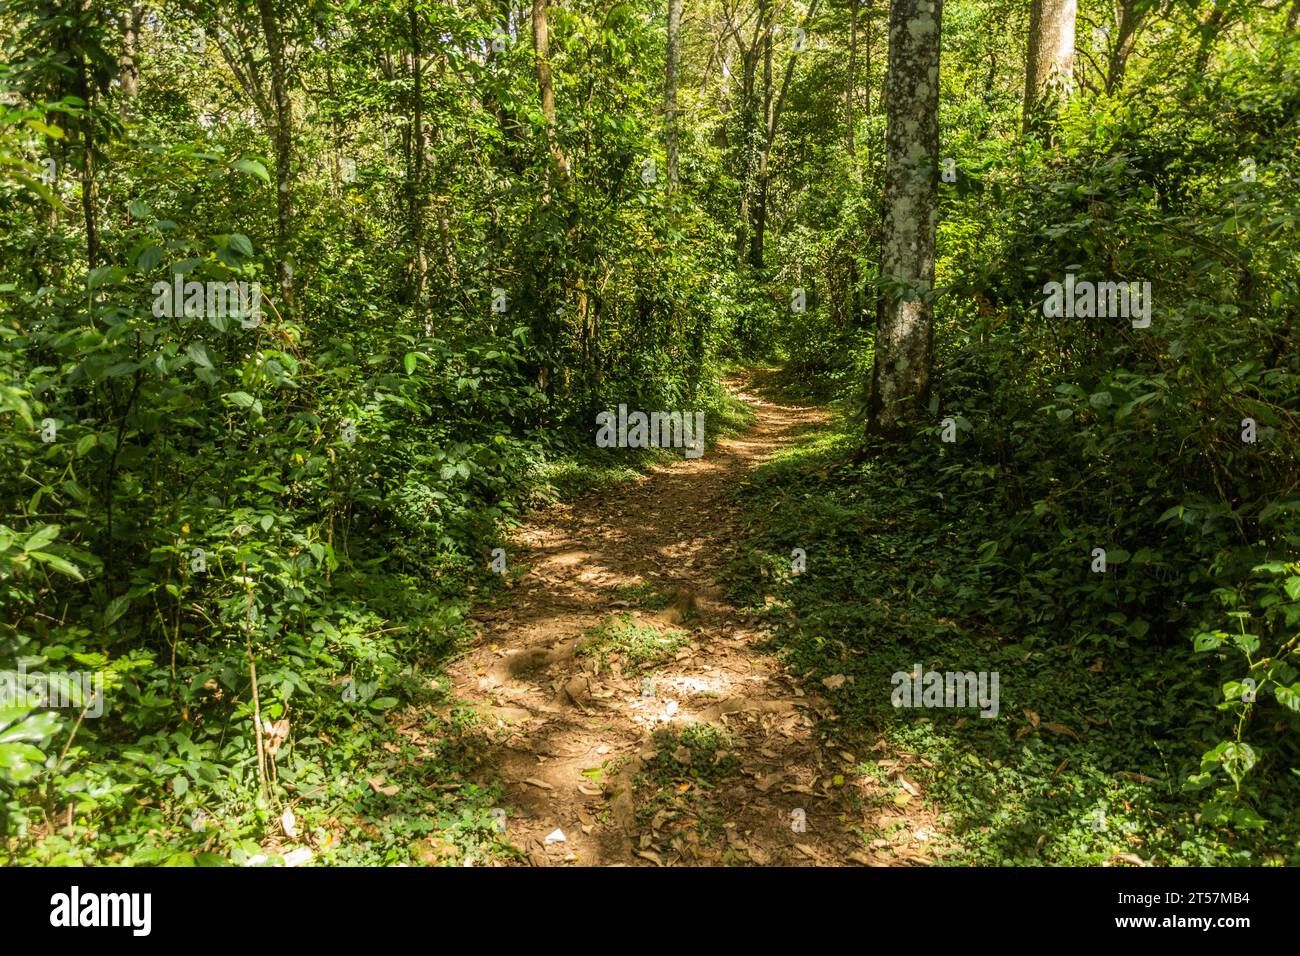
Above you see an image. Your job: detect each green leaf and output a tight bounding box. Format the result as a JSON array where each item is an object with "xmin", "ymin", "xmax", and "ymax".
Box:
[
  {"xmin": 87, "ymin": 265, "xmax": 125, "ymax": 289},
  {"xmin": 23, "ymin": 524, "xmax": 59, "ymax": 552},
  {"xmin": 1275, "ymin": 683, "xmax": 1300, "ymax": 712},
  {"xmin": 103, "ymin": 595, "xmax": 130, "ymax": 628},
  {"xmin": 1220, "ymin": 742, "xmax": 1257, "ymax": 786},
  {"xmin": 186, "ymin": 343, "xmax": 213, "ymax": 368},
  {"xmin": 135, "ymin": 243, "xmax": 164, "ymax": 272},
  {"xmin": 1193, "ymin": 631, "xmax": 1225, "ymax": 652},
  {"xmin": 27, "ymin": 551, "xmax": 84, "ymax": 580},
  {"xmin": 231, "ymin": 158, "xmax": 270, "ymax": 183},
  {"xmin": 0, "ymin": 708, "xmax": 60, "ymax": 744},
  {"xmin": 0, "ymin": 742, "xmax": 47, "ymax": 784}
]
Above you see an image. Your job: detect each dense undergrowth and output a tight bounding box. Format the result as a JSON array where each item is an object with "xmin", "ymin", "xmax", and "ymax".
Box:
[
  {"xmin": 726, "ymin": 27, "xmax": 1300, "ymax": 865},
  {"xmin": 0, "ymin": 0, "xmax": 754, "ymax": 864}
]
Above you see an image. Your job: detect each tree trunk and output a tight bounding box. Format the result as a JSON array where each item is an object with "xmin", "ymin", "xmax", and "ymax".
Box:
[
  {"xmin": 532, "ymin": 0, "xmax": 566, "ymax": 193},
  {"xmin": 1105, "ymin": 0, "xmax": 1143, "ymax": 94},
  {"xmin": 256, "ymin": 0, "xmax": 294, "ymax": 314},
  {"xmin": 846, "ymin": 0, "xmax": 857, "ymax": 156},
  {"xmin": 867, "ymin": 0, "xmax": 942, "ymax": 436},
  {"xmin": 748, "ymin": 5, "xmax": 773, "ymax": 270},
  {"xmin": 664, "ymin": 0, "xmax": 683, "ymax": 190},
  {"xmin": 1022, "ymin": 0, "xmax": 1076, "ymax": 131},
  {"xmin": 407, "ymin": 0, "xmax": 428, "ymax": 307},
  {"xmin": 747, "ymin": 0, "xmax": 820, "ymax": 270},
  {"xmin": 74, "ymin": 22, "xmax": 99, "ymax": 269},
  {"xmin": 119, "ymin": 5, "xmax": 143, "ymax": 110}
]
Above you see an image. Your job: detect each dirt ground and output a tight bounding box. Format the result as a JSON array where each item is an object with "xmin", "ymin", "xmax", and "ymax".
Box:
[{"xmin": 445, "ymin": 372, "xmax": 940, "ymax": 866}]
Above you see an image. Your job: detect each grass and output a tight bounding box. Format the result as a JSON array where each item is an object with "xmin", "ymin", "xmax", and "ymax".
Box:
[{"xmin": 577, "ymin": 614, "xmax": 689, "ymax": 677}]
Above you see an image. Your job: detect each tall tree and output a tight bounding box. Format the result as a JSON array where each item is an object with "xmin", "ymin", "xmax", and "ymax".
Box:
[
  {"xmin": 748, "ymin": 0, "xmax": 819, "ymax": 270},
  {"xmin": 119, "ymin": 4, "xmax": 143, "ymax": 109},
  {"xmin": 866, "ymin": 0, "xmax": 942, "ymax": 435},
  {"xmin": 846, "ymin": 0, "xmax": 858, "ymax": 156},
  {"xmin": 664, "ymin": 0, "xmax": 683, "ymax": 190},
  {"xmin": 1022, "ymin": 0, "xmax": 1076, "ymax": 131},
  {"xmin": 532, "ymin": 0, "xmax": 567, "ymax": 193},
  {"xmin": 1105, "ymin": 0, "xmax": 1150, "ymax": 94},
  {"xmin": 254, "ymin": 0, "xmax": 296, "ymax": 313},
  {"xmin": 406, "ymin": 0, "xmax": 428, "ymax": 307}
]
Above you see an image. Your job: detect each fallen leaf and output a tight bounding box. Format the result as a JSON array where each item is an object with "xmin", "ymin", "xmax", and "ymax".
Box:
[
  {"xmin": 1115, "ymin": 770, "xmax": 1159, "ymax": 785},
  {"xmin": 281, "ymin": 847, "xmax": 313, "ymax": 867},
  {"xmin": 366, "ymin": 775, "xmax": 399, "ymax": 797},
  {"xmin": 1041, "ymin": 722, "xmax": 1082, "ymax": 741},
  {"xmin": 522, "ymin": 777, "xmax": 555, "ymax": 790}
]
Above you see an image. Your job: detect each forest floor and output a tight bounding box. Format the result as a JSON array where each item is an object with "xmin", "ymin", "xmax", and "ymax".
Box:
[{"xmin": 443, "ymin": 371, "xmax": 941, "ymax": 866}]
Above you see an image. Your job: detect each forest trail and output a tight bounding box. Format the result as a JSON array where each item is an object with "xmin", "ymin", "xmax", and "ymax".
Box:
[{"xmin": 445, "ymin": 372, "xmax": 940, "ymax": 866}]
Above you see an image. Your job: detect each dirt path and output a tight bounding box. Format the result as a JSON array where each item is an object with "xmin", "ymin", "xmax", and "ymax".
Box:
[{"xmin": 446, "ymin": 373, "xmax": 935, "ymax": 866}]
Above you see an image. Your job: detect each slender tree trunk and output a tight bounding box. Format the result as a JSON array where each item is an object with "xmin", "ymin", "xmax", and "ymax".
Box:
[
  {"xmin": 748, "ymin": 6, "xmax": 773, "ymax": 269},
  {"xmin": 864, "ymin": 2, "xmax": 873, "ymax": 117},
  {"xmin": 1193, "ymin": 2, "xmax": 1230, "ymax": 73},
  {"xmin": 532, "ymin": 0, "xmax": 566, "ymax": 193},
  {"xmin": 408, "ymin": 0, "xmax": 428, "ymax": 306},
  {"xmin": 846, "ymin": 0, "xmax": 857, "ymax": 156},
  {"xmin": 748, "ymin": 0, "xmax": 820, "ymax": 270},
  {"xmin": 1022, "ymin": 0, "xmax": 1076, "ymax": 131},
  {"xmin": 664, "ymin": 0, "xmax": 683, "ymax": 190},
  {"xmin": 867, "ymin": 0, "xmax": 942, "ymax": 436},
  {"xmin": 119, "ymin": 5, "xmax": 143, "ymax": 110},
  {"xmin": 256, "ymin": 0, "xmax": 294, "ymax": 314},
  {"xmin": 1105, "ymin": 0, "xmax": 1143, "ymax": 93},
  {"xmin": 74, "ymin": 31, "xmax": 99, "ymax": 269},
  {"xmin": 734, "ymin": 45, "xmax": 757, "ymax": 261}
]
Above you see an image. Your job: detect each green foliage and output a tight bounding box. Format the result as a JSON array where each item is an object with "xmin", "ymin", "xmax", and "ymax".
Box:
[{"xmin": 577, "ymin": 613, "xmax": 689, "ymax": 676}]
